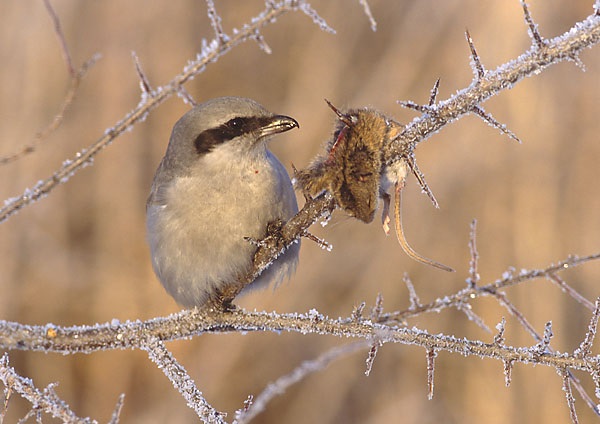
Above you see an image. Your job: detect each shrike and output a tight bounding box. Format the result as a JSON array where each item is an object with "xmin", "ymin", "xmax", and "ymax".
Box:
[{"xmin": 146, "ymin": 97, "xmax": 300, "ymax": 307}]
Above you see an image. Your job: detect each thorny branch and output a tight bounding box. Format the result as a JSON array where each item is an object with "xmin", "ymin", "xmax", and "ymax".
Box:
[
  {"xmin": 142, "ymin": 337, "xmax": 227, "ymax": 423},
  {"xmin": 385, "ymin": 4, "xmax": 600, "ymax": 164},
  {"xmin": 0, "ymin": 0, "xmax": 336, "ymax": 224},
  {"xmin": 234, "ymin": 341, "xmax": 369, "ymax": 424},
  {"xmin": 1, "ymin": 281, "xmax": 600, "ymax": 371},
  {"xmin": 228, "ymin": 3, "xmax": 600, "ymax": 304},
  {"xmin": 0, "ymin": 354, "xmax": 97, "ymax": 424},
  {"xmin": 0, "ymin": 0, "xmax": 100, "ymax": 166},
  {"xmin": 2, "ymin": 250, "xmax": 600, "ymax": 373},
  {"xmin": 379, "ymin": 253, "xmax": 600, "ymax": 324}
]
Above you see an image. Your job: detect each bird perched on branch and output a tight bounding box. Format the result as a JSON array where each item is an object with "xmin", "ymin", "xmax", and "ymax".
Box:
[{"xmin": 146, "ymin": 97, "xmax": 300, "ymax": 308}]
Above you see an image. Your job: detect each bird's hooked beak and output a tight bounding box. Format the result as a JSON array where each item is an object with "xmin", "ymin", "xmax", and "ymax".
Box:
[{"xmin": 258, "ymin": 115, "xmax": 299, "ymax": 140}]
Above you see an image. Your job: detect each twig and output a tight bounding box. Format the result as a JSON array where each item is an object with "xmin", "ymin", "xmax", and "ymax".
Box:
[
  {"xmin": 465, "ymin": 29, "xmax": 485, "ymax": 79},
  {"xmin": 1, "ymin": 307, "xmax": 600, "ymax": 377},
  {"xmin": 426, "ymin": 348, "xmax": 436, "ymax": 400},
  {"xmin": 358, "ymin": 0, "xmax": 377, "ymax": 31},
  {"xmin": 521, "ymin": 0, "xmax": 545, "ymax": 48},
  {"xmin": 546, "ymin": 273, "xmax": 595, "ymax": 311},
  {"xmin": 384, "ymin": 11, "xmax": 600, "ymax": 166},
  {"xmin": 141, "ymin": 337, "xmax": 226, "ymax": 423},
  {"xmin": 234, "ymin": 341, "xmax": 368, "ymax": 424},
  {"xmin": 0, "ymin": 0, "xmax": 101, "ymax": 167},
  {"xmin": 380, "ymin": 253, "xmax": 600, "ymax": 323},
  {"xmin": 108, "ymin": 394, "xmax": 125, "ymax": 424},
  {"xmin": 466, "ymin": 219, "xmax": 480, "ymax": 288},
  {"xmin": 559, "ymin": 367, "xmax": 579, "ymax": 424},
  {"xmin": 0, "ymin": 354, "xmax": 95, "ymax": 424},
  {"xmin": 42, "ymin": 0, "xmax": 74, "ymax": 75},
  {"xmin": 0, "ymin": 0, "xmax": 335, "ymax": 224}
]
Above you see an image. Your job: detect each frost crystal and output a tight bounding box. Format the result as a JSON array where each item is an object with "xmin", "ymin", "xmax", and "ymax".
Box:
[
  {"xmin": 306, "ymin": 309, "xmax": 324, "ymax": 322},
  {"xmin": 298, "ymin": 2, "xmax": 336, "ymax": 34}
]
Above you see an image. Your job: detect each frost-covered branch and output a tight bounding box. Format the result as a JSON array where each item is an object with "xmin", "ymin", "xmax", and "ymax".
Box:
[
  {"xmin": 0, "ymin": 354, "xmax": 99, "ymax": 424},
  {"xmin": 0, "ymin": 0, "xmax": 100, "ymax": 166},
  {"xmin": 385, "ymin": 5, "xmax": 600, "ymax": 165},
  {"xmin": 142, "ymin": 337, "xmax": 226, "ymax": 423},
  {"xmin": 378, "ymin": 252, "xmax": 600, "ymax": 324},
  {"xmin": 0, "ymin": 0, "xmax": 335, "ymax": 224},
  {"xmin": 234, "ymin": 341, "xmax": 369, "ymax": 424},
  {"xmin": 227, "ymin": 5, "xmax": 600, "ymax": 305},
  {"xmin": 1, "ymin": 284, "xmax": 599, "ymax": 375},
  {"xmin": 2, "ymin": 254, "xmax": 600, "ymax": 421}
]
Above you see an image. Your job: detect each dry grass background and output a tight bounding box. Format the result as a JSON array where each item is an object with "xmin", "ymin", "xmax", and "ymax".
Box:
[{"xmin": 0, "ymin": 0, "xmax": 599, "ymax": 422}]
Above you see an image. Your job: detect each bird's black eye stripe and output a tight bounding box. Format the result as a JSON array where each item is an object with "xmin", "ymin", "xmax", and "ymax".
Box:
[{"xmin": 193, "ymin": 116, "xmax": 273, "ymax": 155}]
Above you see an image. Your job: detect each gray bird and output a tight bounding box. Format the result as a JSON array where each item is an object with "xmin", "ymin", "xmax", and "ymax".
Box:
[{"xmin": 146, "ymin": 97, "xmax": 300, "ymax": 308}]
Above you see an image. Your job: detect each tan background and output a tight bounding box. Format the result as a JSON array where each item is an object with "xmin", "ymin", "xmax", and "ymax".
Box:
[{"xmin": 1, "ymin": 0, "xmax": 599, "ymax": 422}]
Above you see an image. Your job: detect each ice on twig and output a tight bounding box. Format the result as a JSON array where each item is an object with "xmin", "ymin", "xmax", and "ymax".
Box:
[
  {"xmin": 358, "ymin": 0, "xmax": 377, "ymax": 32},
  {"xmin": 426, "ymin": 348, "xmax": 437, "ymax": 400},
  {"xmin": 403, "ymin": 273, "xmax": 422, "ymax": 311},
  {"xmin": 465, "ymin": 29, "xmax": 485, "ymax": 80},
  {"xmin": 472, "ymin": 106, "xmax": 522, "ymax": 144},
  {"xmin": 520, "ymin": 0, "xmax": 545, "ymax": 48}
]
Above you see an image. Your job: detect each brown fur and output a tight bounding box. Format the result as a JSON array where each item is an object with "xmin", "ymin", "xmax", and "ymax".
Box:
[{"xmin": 296, "ymin": 102, "xmax": 391, "ymax": 223}]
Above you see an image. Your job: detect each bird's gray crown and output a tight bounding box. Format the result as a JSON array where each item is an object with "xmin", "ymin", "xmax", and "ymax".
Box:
[{"xmin": 158, "ymin": 97, "xmax": 297, "ymax": 180}]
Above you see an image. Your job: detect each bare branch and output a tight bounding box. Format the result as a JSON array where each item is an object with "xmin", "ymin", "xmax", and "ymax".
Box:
[
  {"xmin": 559, "ymin": 367, "xmax": 579, "ymax": 424},
  {"xmin": 428, "ymin": 78, "xmax": 440, "ymax": 106},
  {"xmin": 404, "ymin": 153, "xmax": 439, "ymax": 209},
  {"xmin": 575, "ymin": 298, "xmax": 600, "ymax": 359},
  {"xmin": 492, "ymin": 291, "xmax": 600, "ymax": 416},
  {"xmin": 472, "ymin": 105, "xmax": 522, "ymax": 144},
  {"xmin": 297, "ymin": 2, "xmax": 336, "ymax": 34},
  {"xmin": 141, "ymin": 337, "xmax": 226, "ymax": 423},
  {"xmin": 1, "ymin": 385, "xmax": 12, "ymax": 423},
  {"xmin": 521, "ymin": 0, "xmax": 545, "ymax": 48},
  {"xmin": 108, "ymin": 394, "xmax": 125, "ymax": 424},
  {"xmin": 546, "ymin": 273, "xmax": 595, "ymax": 311},
  {"xmin": 302, "ymin": 230, "xmax": 333, "ymax": 251},
  {"xmin": 456, "ymin": 302, "xmax": 491, "ymax": 333},
  {"xmin": 494, "ymin": 318, "xmax": 507, "ymax": 347},
  {"xmin": 0, "ymin": 0, "xmax": 102, "ymax": 167},
  {"xmin": 177, "ymin": 86, "xmax": 198, "ymax": 107},
  {"xmin": 0, "ymin": 54, "xmax": 100, "ymax": 166},
  {"xmin": 0, "ymin": 1, "xmax": 334, "ymax": 224},
  {"xmin": 534, "ymin": 321, "xmax": 553, "ymax": 355},
  {"xmin": 364, "ymin": 342, "xmax": 381, "ymax": 376},
  {"xmin": 397, "ymin": 78, "xmax": 440, "ymax": 113},
  {"xmin": 132, "ymin": 51, "xmax": 153, "ymax": 95},
  {"xmin": 384, "ymin": 12, "xmax": 600, "ymax": 165},
  {"xmin": 426, "ymin": 348, "xmax": 436, "ymax": 400},
  {"xmin": 42, "ymin": 0, "xmax": 74, "ymax": 76},
  {"xmin": 358, "ymin": 0, "xmax": 377, "ymax": 32},
  {"xmin": 465, "ymin": 29, "xmax": 485, "ymax": 80},
  {"xmin": 466, "ymin": 218, "xmax": 480, "ymax": 288},
  {"xmin": 503, "ymin": 359, "xmax": 513, "ymax": 387},
  {"xmin": 0, "ymin": 354, "xmax": 95, "ymax": 424},
  {"xmin": 235, "ymin": 341, "xmax": 368, "ymax": 424},
  {"xmin": 371, "ymin": 293, "xmax": 384, "ymax": 321},
  {"xmin": 380, "ymin": 253, "xmax": 600, "ymax": 323},
  {"xmin": 403, "ymin": 273, "xmax": 422, "ymax": 311},
  {"xmin": 2, "ymin": 307, "xmax": 600, "ymax": 377},
  {"xmin": 251, "ymin": 28, "xmax": 272, "ymax": 54},
  {"xmin": 352, "ymin": 302, "xmax": 366, "ymax": 321},
  {"xmin": 205, "ymin": 0, "xmax": 228, "ymax": 45}
]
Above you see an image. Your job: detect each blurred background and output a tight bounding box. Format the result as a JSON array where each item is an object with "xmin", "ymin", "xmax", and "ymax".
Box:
[{"xmin": 1, "ymin": 0, "xmax": 599, "ymax": 422}]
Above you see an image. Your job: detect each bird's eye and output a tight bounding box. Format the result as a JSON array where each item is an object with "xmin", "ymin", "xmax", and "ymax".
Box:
[{"xmin": 227, "ymin": 117, "xmax": 245, "ymax": 129}]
